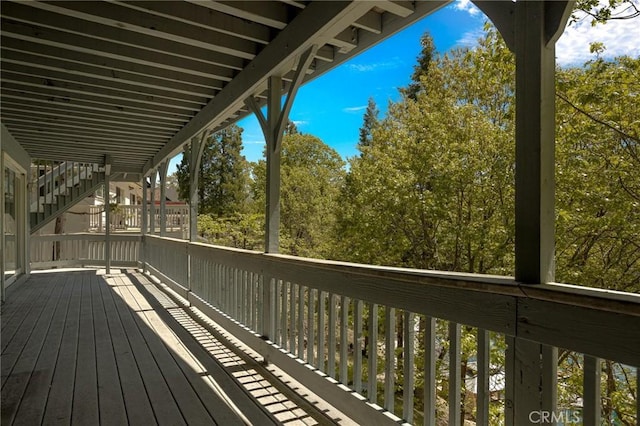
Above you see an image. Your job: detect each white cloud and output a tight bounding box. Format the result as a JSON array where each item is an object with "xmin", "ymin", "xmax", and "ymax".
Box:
[
  {"xmin": 454, "ymin": 0, "xmax": 481, "ymax": 16},
  {"xmin": 557, "ymin": 6, "xmax": 640, "ymax": 66},
  {"xmin": 342, "ymin": 105, "xmax": 367, "ymax": 113},
  {"xmin": 291, "ymin": 120, "xmax": 308, "ymax": 127},
  {"xmin": 347, "ymin": 58, "xmax": 402, "ymax": 72},
  {"xmin": 243, "ymin": 139, "xmax": 265, "ymax": 145},
  {"xmin": 457, "ymin": 28, "xmax": 485, "ymax": 47}
]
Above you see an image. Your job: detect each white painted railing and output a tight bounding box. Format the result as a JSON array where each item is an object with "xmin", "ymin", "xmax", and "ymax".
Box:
[
  {"xmin": 89, "ymin": 204, "xmax": 188, "ymax": 235},
  {"xmin": 31, "ymin": 233, "xmax": 140, "ymax": 269},
  {"xmin": 144, "ymin": 235, "xmax": 640, "ymax": 426}
]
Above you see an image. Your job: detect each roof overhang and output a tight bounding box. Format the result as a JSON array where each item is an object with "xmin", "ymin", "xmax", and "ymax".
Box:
[{"xmin": 1, "ymin": 0, "xmax": 449, "ymax": 178}]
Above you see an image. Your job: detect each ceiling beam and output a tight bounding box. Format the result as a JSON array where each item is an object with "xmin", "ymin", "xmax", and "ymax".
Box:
[
  {"xmin": 190, "ymin": 1, "xmax": 292, "ymax": 29},
  {"xmin": 1, "ymin": 113, "xmax": 174, "ymax": 138},
  {"xmin": 145, "ymin": 1, "xmax": 374, "ymax": 174},
  {"xmin": 0, "ymin": 59, "xmax": 213, "ymax": 106},
  {"xmin": 0, "ymin": 19, "xmax": 237, "ymax": 80},
  {"xmin": 0, "ymin": 38, "xmax": 227, "ymax": 90},
  {"xmin": 121, "ymin": 1, "xmax": 273, "ymax": 44},
  {"xmin": 31, "ymin": 1, "xmax": 259, "ymax": 60},
  {"xmin": 0, "ymin": 100, "xmax": 182, "ymax": 132},
  {"xmin": 1, "ymin": 72, "xmax": 205, "ymax": 111},
  {"xmin": 1, "ymin": 89, "xmax": 191, "ymax": 122},
  {"xmin": 0, "ymin": 81, "xmax": 198, "ymax": 117}
]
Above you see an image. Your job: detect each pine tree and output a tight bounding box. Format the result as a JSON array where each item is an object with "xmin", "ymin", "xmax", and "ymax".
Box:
[
  {"xmin": 358, "ymin": 97, "xmax": 379, "ymax": 149},
  {"xmin": 176, "ymin": 124, "xmax": 249, "ymax": 216},
  {"xmin": 401, "ymin": 32, "xmax": 436, "ymax": 100}
]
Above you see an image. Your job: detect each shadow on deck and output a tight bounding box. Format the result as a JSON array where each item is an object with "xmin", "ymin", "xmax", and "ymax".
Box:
[{"xmin": 1, "ymin": 268, "xmax": 345, "ymax": 426}]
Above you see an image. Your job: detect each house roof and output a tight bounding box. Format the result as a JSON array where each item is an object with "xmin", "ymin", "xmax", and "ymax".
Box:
[{"xmin": 1, "ymin": 0, "xmax": 448, "ymax": 180}]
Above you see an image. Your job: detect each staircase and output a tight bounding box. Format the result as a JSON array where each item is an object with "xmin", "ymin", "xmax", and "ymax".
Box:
[{"xmin": 30, "ymin": 161, "xmax": 105, "ymax": 233}]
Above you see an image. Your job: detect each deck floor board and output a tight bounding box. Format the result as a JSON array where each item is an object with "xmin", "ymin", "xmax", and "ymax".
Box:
[{"xmin": 2, "ymin": 268, "xmax": 334, "ymax": 426}]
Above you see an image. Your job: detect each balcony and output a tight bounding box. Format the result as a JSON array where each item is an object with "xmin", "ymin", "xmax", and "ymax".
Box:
[
  {"xmin": 2, "ymin": 1, "xmax": 639, "ymax": 424},
  {"xmin": 4, "ymin": 232, "xmax": 637, "ymax": 425}
]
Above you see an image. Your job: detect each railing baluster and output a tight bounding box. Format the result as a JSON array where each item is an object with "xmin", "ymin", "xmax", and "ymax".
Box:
[
  {"xmin": 448, "ymin": 322, "xmax": 461, "ymax": 426},
  {"xmin": 274, "ymin": 279, "xmax": 281, "ymax": 345},
  {"xmin": 307, "ymin": 288, "xmax": 315, "ymax": 365},
  {"xmin": 424, "ymin": 316, "xmax": 436, "ymax": 426},
  {"xmin": 249, "ymin": 272, "xmax": 255, "ymax": 330},
  {"xmin": 317, "ymin": 291, "xmax": 326, "ymax": 371},
  {"xmin": 367, "ymin": 303, "xmax": 378, "ymax": 403},
  {"xmin": 289, "ymin": 282, "xmax": 296, "ymax": 353},
  {"xmin": 241, "ymin": 270, "xmax": 247, "ymax": 325},
  {"xmin": 583, "ymin": 355, "xmax": 601, "ymax": 426},
  {"xmin": 340, "ymin": 296, "xmax": 349, "ymax": 384},
  {"xmin": 281, "ymin": 280, "xmax": 288, "ymax": 350},
  {"xmin": 403, "ymin": 311, "xmax": 415, "ymax": 423},
  {"xmin": 298, "ymin": 284, "xmax": 305, "ymax": 358},
  {"xmin": 328, "ymin": 293, "xmax": 336, "ymax": 379},
  {"xmin": 354, "ymin": 299, "xmax": 363, "ymax": 393},
  {"xmin": 505, "ymin": 335, "xmax": 515, "ymax": 426},
  {"xmin": 477, "ymin": 329, "xmax": 490, "ymax": 426},
  {"xmin": 384, "ymin": 306, "xmax": 396, "ymax": 412}
]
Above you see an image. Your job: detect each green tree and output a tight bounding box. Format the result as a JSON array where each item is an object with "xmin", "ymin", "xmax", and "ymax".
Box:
[
  {"xmin": 555, "ymin": 56, "xmax": 640, "ymax": 294},
  {"xmin": 253, "ymin": 133, "xmax": 345, "ymax": 257},
  {"xmin": 176, "ymin": 124, "xmax": 250, "ymax": 216},
  {"xmin": 401, "ymin": 32, "xmax": 436, "ymax": 101},
  {"xmin": 358, "ymin": 97, "xmax": 379, "ymax": 149}
]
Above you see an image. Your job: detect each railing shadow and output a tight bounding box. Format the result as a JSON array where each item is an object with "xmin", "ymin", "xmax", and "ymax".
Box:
[{"xmin": 123, "ymin": 270, "xmax": 340, "ymax": 425}]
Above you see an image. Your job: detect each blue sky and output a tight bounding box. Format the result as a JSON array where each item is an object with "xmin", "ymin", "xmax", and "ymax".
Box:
[{"xmin": 169, "ymin": 0, "xmax": 640, "ymax": 172}]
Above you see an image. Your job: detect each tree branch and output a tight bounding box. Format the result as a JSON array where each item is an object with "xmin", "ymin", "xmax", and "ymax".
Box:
[{"xmin": 556, "ymin": 91, "xmax": 640, "ymax": 144}]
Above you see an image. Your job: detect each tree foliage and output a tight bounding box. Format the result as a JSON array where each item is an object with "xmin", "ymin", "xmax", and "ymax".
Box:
[
  {"xmin": 253, "ymin": 133, "xmax": 345, "ymax": 257},
  {"xmin": 176, "ymin": 124, "xmax": 250, "ymax": 216}
]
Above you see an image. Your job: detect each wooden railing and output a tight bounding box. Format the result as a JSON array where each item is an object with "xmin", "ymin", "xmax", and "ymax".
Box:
[
  {"xmin": 144, "ymin": 235, "xmax": 640, "ymax": 426},
  {"xmin": 31, "ymin": 233, "xmax": 140, "ymax": 269},
  {"xmin": 89, "ymin": 204, "xmax": 188, "ymax": 235}
]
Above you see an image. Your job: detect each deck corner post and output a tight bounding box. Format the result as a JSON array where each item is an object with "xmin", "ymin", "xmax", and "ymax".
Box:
[{"xmin": 509, "ymin": 1, "xmax": 572, "ymax": 424}]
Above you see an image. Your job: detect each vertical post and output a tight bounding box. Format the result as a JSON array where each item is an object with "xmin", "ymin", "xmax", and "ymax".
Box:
[
  {"xmin": 510, "ymin": 1, "xmax": 572, "ymax": 423},
  {"xmin": 477, "ymin": 329, "xmax": 490, "ymax": 426},
  {"xmin": 0, "ymin": 150, "xmax": 5, "ymax": 302},
  {"xmin": 514, "ymin": 1, "xmax": 556, "ymax": 285},
  {"xmin": 141, "ymin": 174, "xmax": 147, "ymax": 272},
  {"xmin": 583, "ymin": 356, "xmax": 601, "ymax": 426},
  {"xmin": 424, "ymin": 316, "xmax": 436, "ymax": 426},
  {"xmin": 104, "ymin": 160, "xmax": 111, "ymax": 274},
  {"xmin": 158, "ymin": 160, "xmax": 168, "ymax": 237},
  {"xmin": 189, "ymin": 134, "xmax": 206, "ymax": 242},
  {"xmin": 402, "ymin": 312, "xmax": 415, "ymax": 423},
  {"xmin": 149, "ymin": 169, "xmax": 157, "ymax": 234},
  {"xmin": 264, "ymin": 76, "xmax": 282, "ymax": 253},
  {"xmin": 448, "ymin": 322, "xmax": 461, "ymax": 426}
]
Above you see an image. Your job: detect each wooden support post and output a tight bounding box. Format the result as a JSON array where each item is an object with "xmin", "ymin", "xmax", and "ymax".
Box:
[
  {"xmin": 509, "ymin": 1, "xmax": 572, "ymax": 423},
  {"xmin": 104, "ymin": 158, "xmax": 111, "ymax": 274},
  {"xmin": 189, "ymin": 133, "xmax": 206, "ymax": 242},
  {"xmin": 0, "ymin": 150, "xmax": 5, "ymax": 302},
  {"xmin": 149, "ymin": 169, "xmax": 157, "ymax": 234},
  {"xmin": 158, "ymin": 160, "xmax": 168, "ymax": 237},
  {"xmin": 141, "ymin": 174, "xmax": 147, "ymax": 272},
  {"xmin": 244, "ymin": 46, "xmax": 318, "ymax": 344}
]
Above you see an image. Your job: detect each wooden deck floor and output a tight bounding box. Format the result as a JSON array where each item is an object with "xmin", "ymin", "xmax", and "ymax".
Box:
[{"xmin": 1, "ymin": 269, "xmax": 326, "ymax": 426}]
